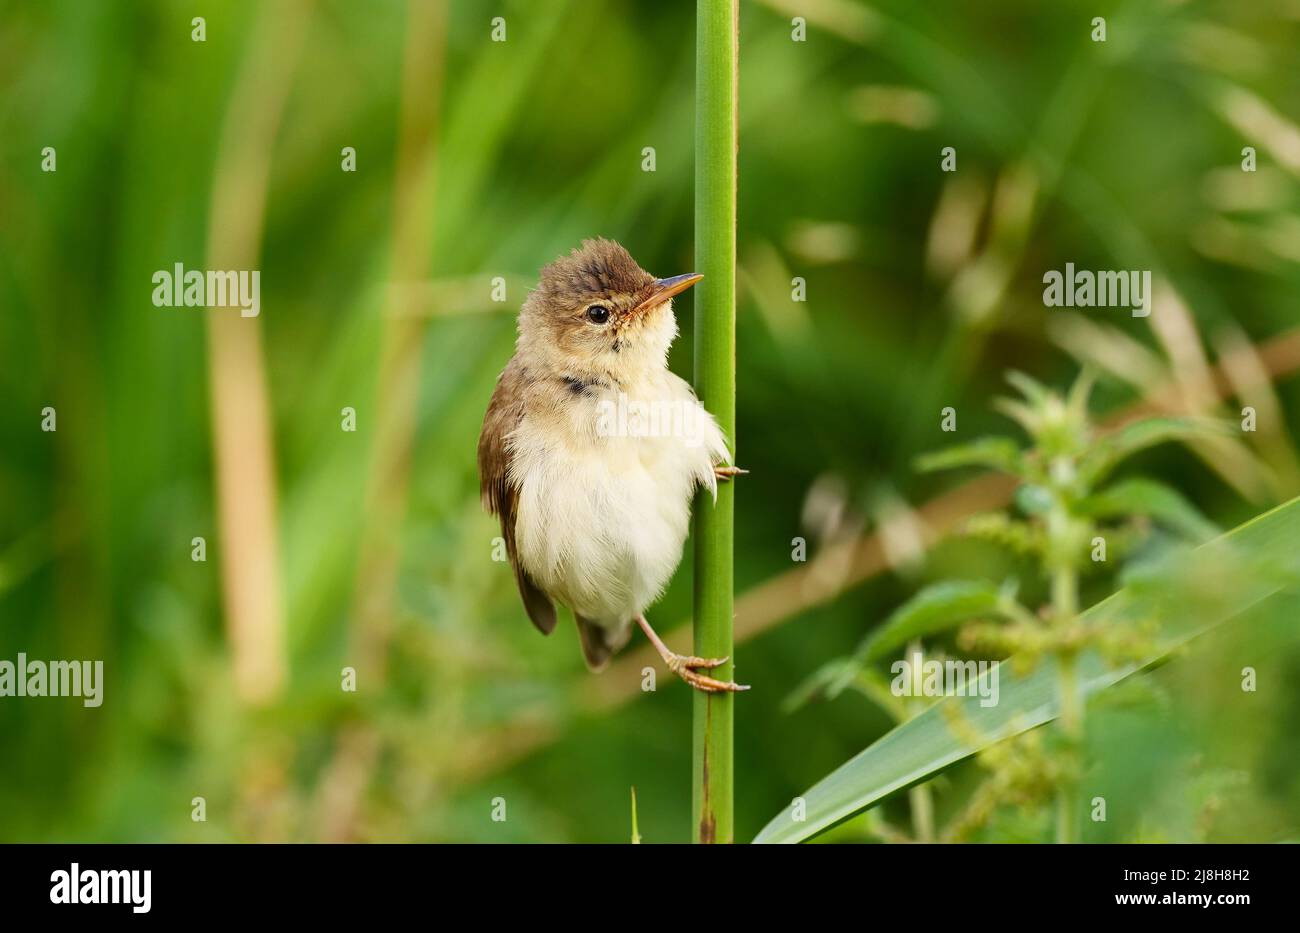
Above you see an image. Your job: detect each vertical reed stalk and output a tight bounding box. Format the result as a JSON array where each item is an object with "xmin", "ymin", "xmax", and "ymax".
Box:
[
  {"xmin": 204, "ymin": 0, "xmax": 314, "ymax": 705},
  {"xmin": 692, "ymin": 0, "xmax": 739, "ymax": 844}
]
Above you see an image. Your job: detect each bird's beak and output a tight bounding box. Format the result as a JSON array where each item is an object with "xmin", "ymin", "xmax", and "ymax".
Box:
[{"xmin": 631, "ymin": 272, "xmax": 703, "ymax": 317}]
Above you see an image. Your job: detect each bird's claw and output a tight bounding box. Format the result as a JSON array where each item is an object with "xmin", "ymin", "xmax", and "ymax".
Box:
[
  {"xmin": 714, "ymin": 465, "xmax": 748, "ymax": 482},
  {"xmin": 666, "ymin": 652, "xmax": 750, "ymax": 693},
  {"xmin": 636, "ymin": 614, "xmax": 750, "ymax": 693},
  {"xmin": 669, "ymin": 654, "xmax": 729, "ymax": 670}
]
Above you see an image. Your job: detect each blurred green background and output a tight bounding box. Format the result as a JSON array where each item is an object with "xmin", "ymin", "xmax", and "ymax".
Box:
[{"xmin": 2, "ymin": 0, "xmax": 1299, "ymax": 842}]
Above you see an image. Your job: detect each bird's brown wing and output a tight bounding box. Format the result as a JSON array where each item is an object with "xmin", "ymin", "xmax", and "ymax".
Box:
[{"xmin": 478, "ymin": 360, "xmax": 557, "ymax": 635}]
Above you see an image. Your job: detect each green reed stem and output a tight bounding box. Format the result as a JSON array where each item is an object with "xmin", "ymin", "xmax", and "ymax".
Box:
[{"xmin": 692, "ymin": 0, "xmax": 739, "ymax": 844}]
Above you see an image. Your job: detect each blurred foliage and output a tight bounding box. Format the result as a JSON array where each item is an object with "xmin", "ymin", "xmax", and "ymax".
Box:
[
  {"xmin": 1, "ymin": 0, "xmax": 1299, "ymax": 842},
  {"xmin": 772, "ymin": 377, "xmax": 1297, "ymax": 843}
]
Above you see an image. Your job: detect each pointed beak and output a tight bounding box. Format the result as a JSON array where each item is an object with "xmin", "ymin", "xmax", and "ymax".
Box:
[{"xmin": 631, "ymin": 272, "xmax": 703, "ymax": 316}]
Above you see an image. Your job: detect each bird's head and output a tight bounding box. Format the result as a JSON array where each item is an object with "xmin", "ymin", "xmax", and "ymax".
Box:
[{"xmin": 517, "ymin": 238, "xmax": 701, "ymax": 385}]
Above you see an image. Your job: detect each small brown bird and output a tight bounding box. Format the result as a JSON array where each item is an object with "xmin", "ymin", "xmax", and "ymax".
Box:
[{"xmin": 478, "ymin": 239, "xmax": 747, "ymax": 692}]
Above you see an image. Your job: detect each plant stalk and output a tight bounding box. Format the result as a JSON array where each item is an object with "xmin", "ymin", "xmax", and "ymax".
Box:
[
  {"xmin": 1055, "ymin": 649, "xmax": 1082, "ymax": 844},
  {"xmin": 1050, "ymin": 509, "xmax": 1083, "ymax": 844},
  {"xmin": 692, "ymin": 0, "xmax": 739, "ymax": 844},
  {"xmin": 909, "ymin": 783, "xmax": 936, "ymax": 843}
]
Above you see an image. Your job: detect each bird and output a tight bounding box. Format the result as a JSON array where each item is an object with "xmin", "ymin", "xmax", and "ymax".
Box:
[{"xmin": 478, "ymin": 239, "xmax": 748, "ymax": 692}]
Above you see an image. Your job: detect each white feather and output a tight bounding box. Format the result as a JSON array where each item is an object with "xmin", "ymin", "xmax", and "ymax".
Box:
[{"xmin": 510, "ymin": 367, "xmax": 729, "ymax": 637}]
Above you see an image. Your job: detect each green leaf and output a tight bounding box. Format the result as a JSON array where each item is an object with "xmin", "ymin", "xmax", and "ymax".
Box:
[
  {"xmin": 1078, "ymin": 477, "xmax": 1220, "ymax": 542},
  {"xmin": 993, "ymin": 396, "xmax": 1038, "ymax": 435},
  {"xmin": 783, "ymin": 657, "xmax": 857, "ymax": 711},
  {"xmin": 787, "ymin": 580, "xmax": 1006, "ymax": 706},
  {"xmin": 785, "ymin": 662, "xmax": 910, "ymax": 718},
  {"xmin": 1078, "ymin": 417, "xmax": 1229, "ymax": 487},
  {"xmin": 1065, "ymin": 368, "xmax": 1097, "ymax": 423},
  {"xmin": 813, "ymin": 580, "xmax": 1006, "ymax": 701},
  {"xmin": 916, "ymin": 437, "xmax": 1026, "ymax": 478},
  {"xmin": 855, "ymin": 580, "xmax": 1004, "ymax": 664},
  {"xmin": 753, "ymin": 495, "xmax": 1300, "ymax": 844},
  {"xmin": 1005, "ymin": 370, "xmax": 1051, "ymax": 406}
]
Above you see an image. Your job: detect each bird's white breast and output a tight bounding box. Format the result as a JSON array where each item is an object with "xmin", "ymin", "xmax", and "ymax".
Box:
[{"xmin": 509, "ymin": 373, "xmax": 728, "ymax": 629}]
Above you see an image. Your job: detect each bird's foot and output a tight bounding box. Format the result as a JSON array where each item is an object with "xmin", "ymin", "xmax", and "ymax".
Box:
[
  {"xmin": 635, "ymin": 614, "xmax": 750, "ymax": 694},
  {"xmin": 664, "ymin": 652, "xmax": 750, "ymax": 693},
  {"xmin": 714, "ymin": 464, "xmax": 748, "ymax": 482}
]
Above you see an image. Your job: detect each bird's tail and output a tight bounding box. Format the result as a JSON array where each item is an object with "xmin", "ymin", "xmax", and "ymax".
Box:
[{"xmin": 574, "ymin": 615, "xmax": 632, "ymax": 671}]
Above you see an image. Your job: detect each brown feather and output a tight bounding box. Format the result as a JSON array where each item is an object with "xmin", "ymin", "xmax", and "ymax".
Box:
[{"xmin": 477, "ymin": 358, "xmax": 557, "ymax": 635}]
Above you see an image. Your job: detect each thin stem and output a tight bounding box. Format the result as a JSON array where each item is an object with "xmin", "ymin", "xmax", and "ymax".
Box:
[
  {"xmin": 692, "ymin": 0, "xmax": 739, "ymax": 844},
  {"xmin": 909, "ymin": 783, "xmax": 935, "ymax": 843},
  {"xmin": 1051, "ymin": 564, "xmax": 1078, "ymax": 618},
  {"xmin": 204, "ymin": 0, "xmax": 314, "ymax": 704},
  {"xmin": 1050, "ymin": 495, "xmax": 1083, "ymax": 843},
  {"xmin": 1055, "ymin": 649, "xmax": 1082, "ymax": 844}
]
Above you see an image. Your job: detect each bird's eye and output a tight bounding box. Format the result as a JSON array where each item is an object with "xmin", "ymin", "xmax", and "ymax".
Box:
[{"xmin": 586, "ymin": 305, "xmax": 611, "ymax": 324}]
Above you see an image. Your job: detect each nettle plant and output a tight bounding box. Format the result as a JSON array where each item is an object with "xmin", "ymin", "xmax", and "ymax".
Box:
[{"xmin": 792, "ymin": 370, "xmax": 1231, "ymax": 842}]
